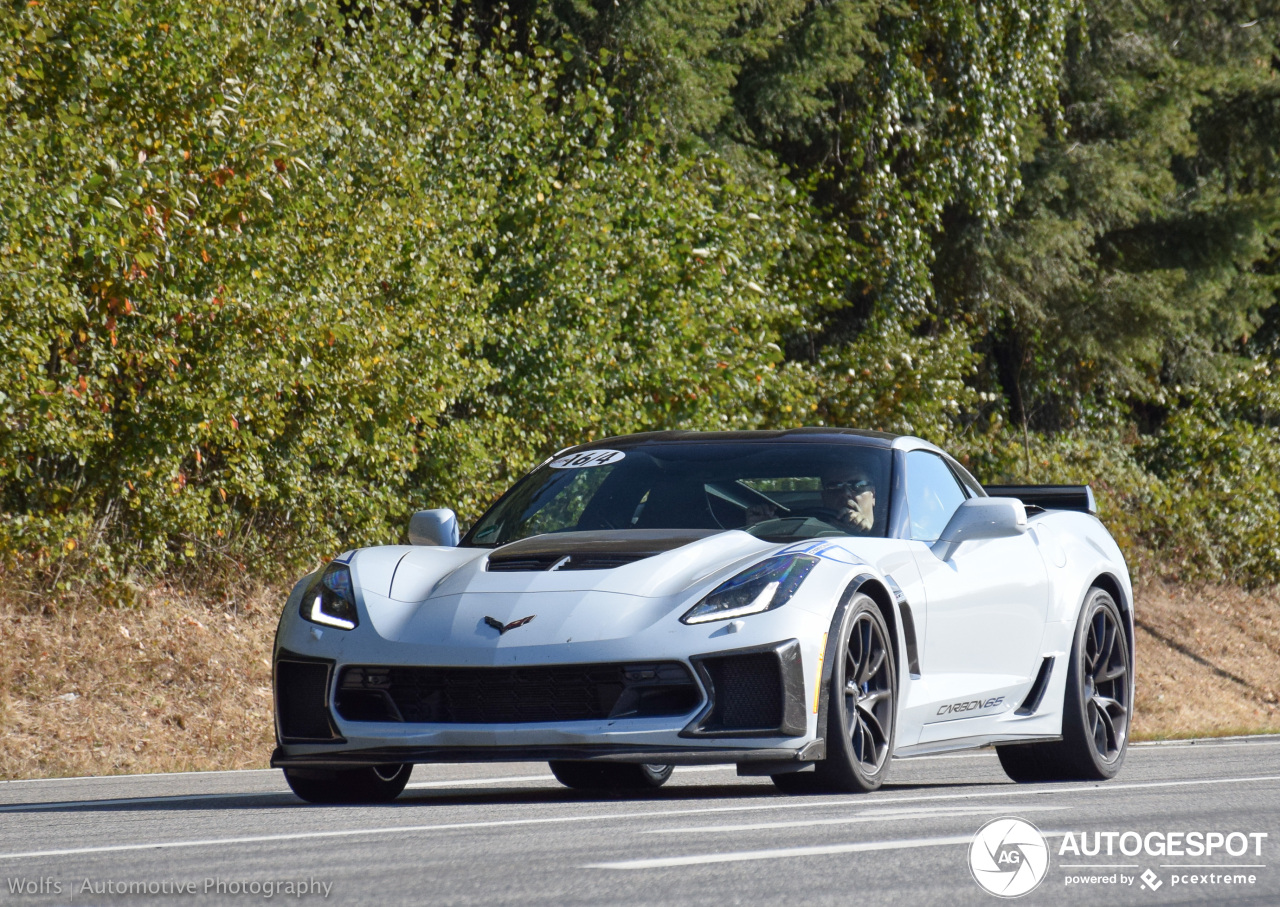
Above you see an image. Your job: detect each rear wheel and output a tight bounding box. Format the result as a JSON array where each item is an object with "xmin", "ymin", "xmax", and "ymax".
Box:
[
  {"xmin": 283, "ymin": 763, "xmax": 411, "ymax": 804},
  {"xmin": 548, "ymin": 761, "xmax": 673, "ymax": 791},
  {"xmin": 997, "ymin": 588, "xmax": 1131, "ymax": 782},
  {"xmin": 774, "ymin": 593, "xmax": 896, "ymax": 794}
]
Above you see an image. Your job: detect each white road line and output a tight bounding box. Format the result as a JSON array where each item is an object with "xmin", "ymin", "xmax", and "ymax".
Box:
[
  {"xmin": 898, "ymin": 735, "xmax": 1280, "ymax": 762},
  {"xmin": 587, "ymin": 831, "xmax": 1074, "ymax": 870},
  {"xmin": 0, "ymin": 768, "xmax": 280, "ymax": 785},
  {"xmin": 0, "ymin": 791, "xmax": 290, "ymax": 813},
  {"xmin": 643, "ymin": 803, "xmax": 1071, "ymax": 834},
  {"xmin": 0, "ymin": 808, "xmax": 807, "ymax": 861},
  {"xmin": 2, "ymin": 767, "xmax": 738, "ymax": 811},
  {"xmin": 1133, "ymin": 734, "xmax": 1280, "ymax": 747},
  {"xmin": 1, "ymin": 774, "xmax": 1277, "ymax": 862},
  {"xmin": 587, "ymin": 834, "xmax": 977, "ymax": 869},
  {"xmin": 3, "ymin": 735, "xmax": 1276, "ymax": 787}
]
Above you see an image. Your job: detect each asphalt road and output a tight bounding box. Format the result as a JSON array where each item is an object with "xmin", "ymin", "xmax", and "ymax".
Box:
[{"xmin": 1, "ymin": 736, "xmax": 1278, "ymax": 907}]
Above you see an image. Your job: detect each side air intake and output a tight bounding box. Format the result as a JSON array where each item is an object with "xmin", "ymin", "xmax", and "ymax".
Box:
[{"xmin": 1016, "ymin": 656, "xmax": 1055, "ymax": 716}]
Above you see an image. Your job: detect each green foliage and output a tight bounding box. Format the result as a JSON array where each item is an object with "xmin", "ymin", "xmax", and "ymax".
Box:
[
  {"xmin": 4, "ymin": 0, "xmax": 907, "ymax": 585},
  {"xmin": 1139, "ymin": 364, "xmax": 1280, "ymax": 584},
  {"xmin": 2, "ymin": 0, "xmax": 1279, "ymax": 593},
  {"xmin": 1, "ymin": 2, "xmax": 522, "ymax": 577},
  {"xmin": 936, "ymin": 0, "xmax": 1280, "ymax": 427}
]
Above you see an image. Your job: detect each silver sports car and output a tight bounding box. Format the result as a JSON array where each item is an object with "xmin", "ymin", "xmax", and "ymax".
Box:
[{"xmin": 272, "ymin": 429, "xmax": 1133, "ymax": 802}]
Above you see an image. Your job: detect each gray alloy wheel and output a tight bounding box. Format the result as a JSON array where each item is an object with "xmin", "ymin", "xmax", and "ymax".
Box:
[
  {"xmin": 548, "ymin": 761, "xmax": 673, "ymax": 791},
  {"xmin": 283, "ymin": 763, "xmax": 411, "ymax": 804},
  {"xmin": 774, "ymin": 593, "xmax": 896, "ymax": 794},
  {"xmin": 997, "ymin": 587, "xmax": 1131, "ymax": 782}
]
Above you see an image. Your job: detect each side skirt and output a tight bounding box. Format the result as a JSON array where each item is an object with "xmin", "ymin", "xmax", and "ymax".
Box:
[{"xmin": 893, "ymin": 734, "xmax": 1062, "ymax": 759}]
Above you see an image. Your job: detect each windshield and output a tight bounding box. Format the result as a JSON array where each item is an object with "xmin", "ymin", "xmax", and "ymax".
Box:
[{"xmin": 462, "ymin": 442, "xmax": 892, "ymax": 547}]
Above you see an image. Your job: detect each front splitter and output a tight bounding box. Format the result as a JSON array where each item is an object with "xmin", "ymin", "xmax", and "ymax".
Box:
[{"xmin": 270, "ymin": 743, "xmax": 820, "ymax": 769}]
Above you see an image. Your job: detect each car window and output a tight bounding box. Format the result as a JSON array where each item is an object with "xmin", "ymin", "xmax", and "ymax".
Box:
[
  {"xmin": 905, "ymin": 450, "xmax": 966, "ymax": 542},
  {"xmin": 463, "ymin": 443, "xmax": 892, "ymax": 546},
  {"xmin": 948, "ymin": 458, "xmax": 984, "ymax": 498},
  {"xmin": 470, "ymin": 463, "xmax": 621, "ymax": 545}
]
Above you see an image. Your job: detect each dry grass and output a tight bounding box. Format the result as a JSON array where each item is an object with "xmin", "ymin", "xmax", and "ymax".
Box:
[
  {"xmin": 1, "ymin": 576, "xmax": 1278, "ymax": 780},
  {"xmin": 1132, "ymin": 579, "xmax": 1280, "ymax": 739},
  {"xmin": 0, "ymin": 583, "xmax": 278, "ymax": 781}
]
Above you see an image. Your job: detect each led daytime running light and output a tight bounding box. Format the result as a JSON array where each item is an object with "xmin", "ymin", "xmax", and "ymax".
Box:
[
  {"xmin": 682, "ymin": 554, "xmax": 818, "ymax": 625},
  {"xmin": 301, "ymin": 563, "xmax": 359, "ymax": 630},
  {"xmin": 309, "ymin": 592, "xmax": 356, "ymax": 630}
]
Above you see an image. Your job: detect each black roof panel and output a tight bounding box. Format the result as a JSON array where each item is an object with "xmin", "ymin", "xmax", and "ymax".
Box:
[{"xmin": 565, "ymin": 428, "xmax": 901, "ymax": 452}]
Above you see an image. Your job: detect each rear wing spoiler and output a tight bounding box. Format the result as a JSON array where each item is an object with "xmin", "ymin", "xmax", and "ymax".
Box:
[{"xmin": 983, "ymin": 484, "xmax": 1096, "ymax": 514}]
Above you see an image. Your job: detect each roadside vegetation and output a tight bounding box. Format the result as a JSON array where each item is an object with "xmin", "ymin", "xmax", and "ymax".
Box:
[
  {"xmin": 2, "ymin": 578, "xmax": 1275, "ymax": 780},
  {"xmin": 1, "ymin": 0, "xmax": 1278, "ymax": 775}
]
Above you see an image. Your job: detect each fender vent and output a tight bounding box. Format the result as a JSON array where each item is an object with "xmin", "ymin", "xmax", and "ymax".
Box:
[{"xmin": 1016, "ymin": 656, "xmax": 1055, "ymax": 716}]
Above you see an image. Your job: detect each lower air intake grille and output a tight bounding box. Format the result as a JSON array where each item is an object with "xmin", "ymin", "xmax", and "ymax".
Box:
[
  {"xmin": 275, "ymin": 657, "xmax": 340, "ymax": 741},
  {"xmin": 699, "ymin": 653, "xmax": 783, "ymax": 731},
  {"xmin": 682, "ymin": 640, "xmax": 807, "ymax": 738},
  {"xmin": 335, "ymin": 662, "xmax": 699, "ymax": 724}
]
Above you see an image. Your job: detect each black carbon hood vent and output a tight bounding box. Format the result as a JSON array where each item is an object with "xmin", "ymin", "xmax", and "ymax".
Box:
[{"xmin": 486, "ymin": 529, "xmax": 719, "ymax": 572}]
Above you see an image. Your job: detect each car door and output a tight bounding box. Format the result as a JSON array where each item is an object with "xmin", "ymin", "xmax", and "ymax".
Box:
[{"xmin": 903, "ymin": 450, "xmax": 1049, "ymax": 725}]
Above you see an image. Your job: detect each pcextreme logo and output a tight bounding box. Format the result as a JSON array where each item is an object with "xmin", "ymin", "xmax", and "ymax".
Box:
[{"xmin": 969, "ymin": 817, "xmax": 1050, "ymax": 898}]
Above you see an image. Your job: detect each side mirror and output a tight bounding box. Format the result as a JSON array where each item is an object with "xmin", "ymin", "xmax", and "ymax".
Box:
[
  {"xmin": 931, "ymin": 497, "xmax": 1027, "ymax": 561},
  {"xmin": 408, "ymin": 508, "xmax": 459, "ymax": 547}
]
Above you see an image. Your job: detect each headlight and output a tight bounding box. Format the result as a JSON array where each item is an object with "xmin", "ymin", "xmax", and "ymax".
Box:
[
  {"xmin": 300, "ymin": 562, "xmax": 359, "ymax": 630},
  {"xmin": 681, "ymin": 554, "xmax": 819, "ymax": 625}
]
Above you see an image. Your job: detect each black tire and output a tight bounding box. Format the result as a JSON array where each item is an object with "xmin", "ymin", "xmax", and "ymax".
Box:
[
  {"xmin": 774, "ymin": 593, "xmax": 896, "ymax": 794},
  {"xmin": 769, "ymin": 770, "xmax": 825, "ymax": 794},
  {"xmin": 997, "ymin": 587, "xmax": 1131, "ymax": 783},
  {"xmin": 548, "ymin": 761, "xmax": 673, "ymax": 791},
  {"xmin": 283, "ymin": 763, "xmax": 411, "ymax": 804}
]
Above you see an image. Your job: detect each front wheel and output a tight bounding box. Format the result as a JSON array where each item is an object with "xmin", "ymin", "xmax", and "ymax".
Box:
[
  {"xmin": 283, "ymin": 763, "xmax": 411, "ymax": 804},
  {"xmin": 549, "ymin": 761, "xmax": 673, "ymax": 791},
  {"xmin": 997, "ymin": 587, "xmax": 1131, "ymax": 782},
  {"xmin": 775, "ymin": 593, "xmax": 895, "ymax": 794}
]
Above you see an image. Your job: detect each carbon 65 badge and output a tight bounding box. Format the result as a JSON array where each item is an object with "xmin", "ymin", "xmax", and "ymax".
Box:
[{"xmin": 969, "ymin": 816, "xmax": 1050, "ymax": 898}]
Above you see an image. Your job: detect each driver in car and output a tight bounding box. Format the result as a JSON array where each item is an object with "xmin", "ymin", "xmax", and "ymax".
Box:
[
  {"xmin": 821, "ymin": 469, "xmax": 876, "ymax": 533},
  {"xmin": 743, "ymin": 467, "xmax": 877, "ymax": 534}
]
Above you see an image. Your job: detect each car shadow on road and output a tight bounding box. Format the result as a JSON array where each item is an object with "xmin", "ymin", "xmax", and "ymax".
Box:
[{"xmin": 0, "ymin": 779, "xmax": 1003, "ymax": 815}]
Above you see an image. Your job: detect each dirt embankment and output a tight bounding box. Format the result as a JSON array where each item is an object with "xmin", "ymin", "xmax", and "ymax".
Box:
[
  {"xmin": 1, "ymin": 579, "xmax": 1277, "ymax": 780},
  {"xmin": 1132, "ymin": 580, "xmax": 1280, "ymax": 738},
  {"xmin": 1, "ymin": 584, "xmax": 278, "ymax": 781}
]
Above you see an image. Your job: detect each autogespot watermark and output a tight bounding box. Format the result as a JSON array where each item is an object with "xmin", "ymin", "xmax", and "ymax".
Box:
[
  {"xmin": 967, "ymin": 818, "xmax": 1271, "ymax": 898},
  {"xmin": 969, "ymin": 817, "xmax": 1051, "ymax": 898},
  {"xmin": 4, "ymin": 876, "xmax": 333, "ymax": 899}
]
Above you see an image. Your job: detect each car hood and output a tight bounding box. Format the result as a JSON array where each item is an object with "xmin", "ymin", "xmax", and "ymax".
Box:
[
  {"xmin": 344, "ymin": 529, "xmax": 777, "ymax": 649},
  {"xmin": 373, "ymin": 529, "xmax": 773, "ymax": 603}
]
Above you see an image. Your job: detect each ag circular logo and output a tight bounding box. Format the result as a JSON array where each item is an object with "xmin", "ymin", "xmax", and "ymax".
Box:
[{"xmin": 968, "ymin": 816, "xmax": 1050, "ymax": 898}]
